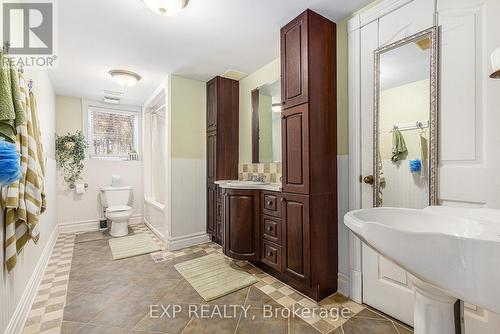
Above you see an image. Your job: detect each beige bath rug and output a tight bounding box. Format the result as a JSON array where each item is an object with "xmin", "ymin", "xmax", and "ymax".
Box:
[
  {"xmin": 109, "ymin": 234, "xmax": 162, "ymax": 260},
  {"xmin": 174, "ymin": 253, "xmax": 258, "ymax": 301}
]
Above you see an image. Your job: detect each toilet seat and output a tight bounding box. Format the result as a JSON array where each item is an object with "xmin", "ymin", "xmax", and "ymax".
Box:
[{"xmin": 106, "ymin": 205, "xmax": 132, "ymax": 213}]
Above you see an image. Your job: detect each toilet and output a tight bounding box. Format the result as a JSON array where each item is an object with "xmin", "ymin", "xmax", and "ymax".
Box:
[{"xmin": 100, "ymin": 186, "xmax": 134, "ymax": 237}]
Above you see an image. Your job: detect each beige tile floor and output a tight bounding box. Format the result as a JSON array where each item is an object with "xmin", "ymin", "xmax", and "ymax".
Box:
[{"xmin": 23, "ymin": 223, "xmax": 414, "ymax": 334}]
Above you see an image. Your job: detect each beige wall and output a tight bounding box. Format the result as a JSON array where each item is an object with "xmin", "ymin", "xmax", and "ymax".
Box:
[
  {"xmin": 55, "ymin": 95, "xmax": 143, "ymax": 229},
  {"xmin": 337, "ymin": 19, "xmax": 349, "ymax": 155},
  {"xmin": 55, "ymin": 95, "xmax": 82, "ymax": 135},
  {"xmin": 170, "ymin": 75, "xmax": 206, "ymax": 159}
]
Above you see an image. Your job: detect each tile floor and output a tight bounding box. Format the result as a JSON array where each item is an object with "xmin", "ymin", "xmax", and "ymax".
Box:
[{"xmin": 23, "ymin": 223, "xmax": 414, "ymax": 334}]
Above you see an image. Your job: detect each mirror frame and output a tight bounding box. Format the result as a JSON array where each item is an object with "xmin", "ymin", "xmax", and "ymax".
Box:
[{"xmin": 373, "ymin": 26, "xmax": 439, "ymax": 207}]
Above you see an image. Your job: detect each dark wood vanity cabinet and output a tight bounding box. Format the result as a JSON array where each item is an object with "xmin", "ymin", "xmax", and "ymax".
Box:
[
  {"xmin": 206, "ymin": 76, "xmax": 239, "ymax": 244},
  {"xmin": 223, "ymin": 189, "xmax": 260, "ymax": 261}
]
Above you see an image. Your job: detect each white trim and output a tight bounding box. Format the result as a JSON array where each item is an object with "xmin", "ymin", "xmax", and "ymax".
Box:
[
  {"xmin": 348, "ymin": 10, "xmax": 364, "ymax": 304},
  {"xmin": 358, "ymin": 0, "xmax": 414, "ymax": 28},
  {"xmin": 59, "ymin": 215, "xmax": 143, "ymax": 234},
  {"xmin": 143, "ymin": 217, "xmax": 165, "ymax": 241},
  {"xmin": 5, "ymin": 226, "xmax": 59, "ymax": 334},
  {"xmin": 337, "ymin": 273, "xmax": 351, "ymax": 297},
  {"xmin": 166, "ymin": 232, "xmax": 210, "ymax": 251}
]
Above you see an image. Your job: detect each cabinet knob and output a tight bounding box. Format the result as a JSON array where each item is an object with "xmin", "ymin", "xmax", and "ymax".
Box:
[
  {"xmin": 268, "ymin": 251, "xmax": 273, "ymax": 257},
  {"xmin": 267, "ymin": 226, "xmax": 273, "ymax": 231},
  {"xmin": 281, "ymin": 198, "xmax": 286, "ymax": 202},
  {"xmin": 267, "ymin": 201, "xmax": 273, "ymax": 206}
]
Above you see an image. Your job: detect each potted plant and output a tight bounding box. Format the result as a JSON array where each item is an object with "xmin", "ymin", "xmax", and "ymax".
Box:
[{"xmin": 55, "ymin": 131, "xmax": 87, "ymax": 186}]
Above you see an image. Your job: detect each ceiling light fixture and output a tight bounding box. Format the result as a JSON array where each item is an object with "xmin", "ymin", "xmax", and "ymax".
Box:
[
  {"xmin": 490, "ymin": 47, "xmax": 500, "ymax": 79},
  {"xmin": 103, "ymin": 96, "xmax": 121, "ymax": 105},
  {"xmin": 142, "ymin": 0, "xmax": 188, "ymax": 16},
  {"xmin": 109, "ymin": 69, "xmax": 142, "ymax": 87}
]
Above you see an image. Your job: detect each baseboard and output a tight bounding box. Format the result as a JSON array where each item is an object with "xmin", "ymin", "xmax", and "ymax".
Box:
[
  {"xmin": 166, "ymin": 231, "xmax": 210, "ymax": 251},
  {"xmin": 143, "ymin": 217, "xmax": 165, "ymax": 241},
  {"xmin": 59, "ymin": 215, "xmax": 143, "ymax": 234},
  {"xmin": 350, "ymin": 269, "xmax": 363, "ymax": 304},
  {"xmin": 337, "ymin": 272, "xmax": 350, "ymax": 297},
  {"xmin": 5, "ymin": 226, "xmax": 59, "ymax": 334}
]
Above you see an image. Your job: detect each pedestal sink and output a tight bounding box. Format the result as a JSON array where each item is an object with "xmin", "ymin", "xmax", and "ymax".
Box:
[{"xmin": 344, "ymin": 206, "xmax": 500, "ymax": 334}]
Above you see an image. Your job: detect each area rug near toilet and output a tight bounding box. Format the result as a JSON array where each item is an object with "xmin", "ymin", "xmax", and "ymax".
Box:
[
  {"xmin": 174, "ymin": 253, "xmax": 258, "ymax": 301},
  {"xmin": 109, "ymin": 234, "xmax": 162, "ymax": 260}
]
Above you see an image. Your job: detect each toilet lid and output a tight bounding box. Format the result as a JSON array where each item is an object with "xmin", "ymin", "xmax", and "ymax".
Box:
[{"xmin": 107, "ymin": 205, "xmax": 132, "ymax": 213}]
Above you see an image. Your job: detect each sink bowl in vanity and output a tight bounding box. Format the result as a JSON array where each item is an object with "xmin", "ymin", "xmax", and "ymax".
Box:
[{"xmin": 344, "ymin": 206, "xmax": 500, "ymax": 334}]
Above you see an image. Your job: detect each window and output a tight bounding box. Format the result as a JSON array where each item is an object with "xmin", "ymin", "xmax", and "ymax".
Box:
[{"xmin": 87, "ymin": 107, "xmax": 140, "ymax": 159}]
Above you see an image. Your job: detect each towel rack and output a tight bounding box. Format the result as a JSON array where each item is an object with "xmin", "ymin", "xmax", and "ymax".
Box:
[{"xmin": 388, "ymin": 121, "xmax": 429, "ymax": 133}]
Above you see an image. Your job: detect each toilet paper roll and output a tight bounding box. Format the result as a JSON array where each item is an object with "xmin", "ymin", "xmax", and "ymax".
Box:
[{"xmin": 75, "ymin": 183, "xmax": 85, "ymax": 194}]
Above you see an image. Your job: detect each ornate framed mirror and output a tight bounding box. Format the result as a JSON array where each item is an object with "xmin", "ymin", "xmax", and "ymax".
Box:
[{"xmin": 373, "ymin": 26, "xmax": 439, "ymax": 208}]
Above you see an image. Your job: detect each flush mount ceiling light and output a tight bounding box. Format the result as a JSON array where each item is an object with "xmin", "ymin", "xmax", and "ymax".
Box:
[
  {"xmin": 142, "ymin": 0, "xmax": 188, "ymax": 16},
  {"xmin": 490, "ymin": 47, "xmax": 500, "ymax": 79},
  {"xmin": 109, "ymin": 69, "xmax": 142, "ymax": 87}
]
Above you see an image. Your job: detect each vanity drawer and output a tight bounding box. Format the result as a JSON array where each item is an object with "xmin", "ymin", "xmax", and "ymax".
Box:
[
  {"xmin": 262, "ymin": 240, "xmax": 282, "ymax": 272},
  {"xmin": 262, "ymin": 192, "xmax": 282, "ymax": 218},
  {"xmin": 262, "ymin": 216, "xmax": 282, "ymax": 245}
]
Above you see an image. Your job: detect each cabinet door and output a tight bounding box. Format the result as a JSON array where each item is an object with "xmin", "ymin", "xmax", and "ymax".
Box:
[
  {"xmin": 224, "ymin": 190, "xmax": 260, "ymax": 261},
  {"xmin": 207, "ymin": 183, "xmax": 216, "ymax": 236},
  {"xmin": 282, "ymin": 103, "xmax": 309, "ymax": 194},
  {"xmin": 282, "ymin": 193, "xmax": 310, "ymax": 286},
  {"xmin": 207, "ymin": 131, "xmax": 217, "ymax": 183},
  {"xmin": 207, "ymin": 78, "xmax": 218, "ymax": 132},
  {"xmin": 281, "ymin": 11, "xmax": 308, "ymax": 109}
]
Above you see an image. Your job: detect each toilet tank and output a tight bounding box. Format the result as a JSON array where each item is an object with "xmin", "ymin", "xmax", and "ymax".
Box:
[{"xmin": 100, "ymin": 186, "xmax": 133, "ymax": 208}]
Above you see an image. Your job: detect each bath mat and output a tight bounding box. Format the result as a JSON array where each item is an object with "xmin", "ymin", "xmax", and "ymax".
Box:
[
  {"xmin": 109, "ymin": 234, "xmax": 162, "ymax": 260},
  {"xmin": 174, "ymin": 253, "xmax": 258, "ymax": 301},
  {"xmin": 75, "ymin": 231, "xmax": 105, "ymax": 244}
]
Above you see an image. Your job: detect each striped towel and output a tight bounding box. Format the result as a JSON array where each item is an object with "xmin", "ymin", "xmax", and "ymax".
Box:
[{"xmin": 1, "ymin": 73, "xmax": 46, "ymax": 273}]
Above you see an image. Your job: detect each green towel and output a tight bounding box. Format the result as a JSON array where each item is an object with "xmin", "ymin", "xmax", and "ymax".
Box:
[
  {"xmin": 0, "ymin": 51, "xmax": 25, "ymax": 143},
  {"xmin": 391, "ymin": 129, "xmax": 407, "ymax": 162}
]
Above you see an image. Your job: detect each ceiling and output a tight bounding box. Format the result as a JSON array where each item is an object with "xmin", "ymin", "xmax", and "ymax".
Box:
[{"xmin": 48, "ymin": 0, "xmax": 372, "ymax": 106}]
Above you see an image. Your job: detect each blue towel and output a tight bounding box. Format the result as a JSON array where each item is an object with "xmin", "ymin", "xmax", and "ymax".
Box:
[{"xmin": 0, "ymin": 140, "xmax": 20, "ymax": 185}]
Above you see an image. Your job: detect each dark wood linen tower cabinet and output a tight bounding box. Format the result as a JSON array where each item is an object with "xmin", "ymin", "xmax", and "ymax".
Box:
[
  {"xmin": 206, "ymin": 76, "xmax": 239, "ymax": 245},
  {"xmin": 210, "ymin": 9, "xmax": 337, "ymax": 302},
  {"xmin": 277, "ymin": 9, "xmax": 338, "ymax": 301}
]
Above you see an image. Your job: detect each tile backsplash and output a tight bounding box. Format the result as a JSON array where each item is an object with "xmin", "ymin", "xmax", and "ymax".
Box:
[{"xmin": 239, "ymin": 163, "xmax": 282, "ymax": 183}]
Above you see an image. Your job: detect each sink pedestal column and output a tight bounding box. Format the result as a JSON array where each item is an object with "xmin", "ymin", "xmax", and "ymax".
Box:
[{"xmin": 408, "ymin": 274, "xmax": 463, "ymax": 334}]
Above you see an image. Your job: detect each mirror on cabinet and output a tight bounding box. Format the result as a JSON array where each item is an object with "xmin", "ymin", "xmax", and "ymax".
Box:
[
  {"xmin": 374, "ymin": 27, "xmax": 439, "ymax": 208},
  {"xmin": 251, "ymin": 80, "xmax": 282, "ymax": 163}
]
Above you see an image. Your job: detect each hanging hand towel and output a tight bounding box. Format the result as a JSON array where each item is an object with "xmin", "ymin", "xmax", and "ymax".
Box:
[
  {"xmin": 1, "ymin": 74, "xmax": 45, "ymax": 273},
  {"xmin": 391, "ymin": 129, "xmax": 407, "ymax": 162},
  {"xmin": 0, "ymin": 51, "xmax": 26, "ymax": 142}
]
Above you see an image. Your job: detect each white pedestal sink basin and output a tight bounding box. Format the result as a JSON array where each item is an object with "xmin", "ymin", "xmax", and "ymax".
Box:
[{"xmin": 344, "ymin": 206, "xmax": 500, "ymax": 334}]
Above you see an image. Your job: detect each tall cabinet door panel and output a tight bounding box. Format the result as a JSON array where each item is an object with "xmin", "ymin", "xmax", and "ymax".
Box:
[
  {"xmin": 282, "ymin": 103, "xmax": 309, "ymax": 194},
  {"xmin": 224, "ymin": 190, "xmax": 260, "ymax": 261},
  {"xmin": 281, "ymin": 11, "xmax": 309, "ymax": 109},
  {"xmin": 282, "ymin": 193, "xmax": 310, "ymax": 286},
  {"xmin": 207, "ymin": 184, "xmax": 216, "ymax": 235},
  {"xmin": 207, "ymin": 131, "xmax": 217, "ymax": 183},
  {"xmin": 207, "ymin": 78, "xmax": 217, "ymax": 132}
]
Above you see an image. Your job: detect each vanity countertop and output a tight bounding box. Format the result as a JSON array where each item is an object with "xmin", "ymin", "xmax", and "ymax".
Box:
[{"xmin": 215, "ymin": 180, "xmax": 282, "ymax": 192}]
